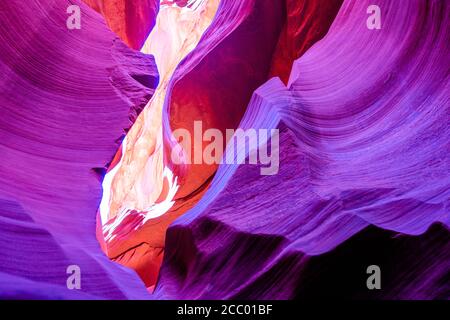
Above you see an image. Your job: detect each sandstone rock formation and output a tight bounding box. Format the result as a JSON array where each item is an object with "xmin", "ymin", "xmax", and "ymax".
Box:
[{"xmin": 0, "ymin": 0, "xmax": 448, "ymax": 299}]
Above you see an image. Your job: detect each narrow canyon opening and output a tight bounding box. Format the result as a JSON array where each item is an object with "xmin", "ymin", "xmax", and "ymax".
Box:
[{"xmin": 97, "ymin": 0, "xmax": 220, "ymax": 291}]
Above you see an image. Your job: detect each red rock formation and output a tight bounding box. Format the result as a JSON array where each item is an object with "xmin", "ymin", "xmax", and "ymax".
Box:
[
  {"xmin": 84, "ymin": 0, "xmax": 159, "ymax": 50},
  {"xmin": 101, "ymin": 0, "xmax": 343, "ymax": 289},
  {"xmin": 0, "ymin": 0, "xmax": 158, "ymax": 298}
]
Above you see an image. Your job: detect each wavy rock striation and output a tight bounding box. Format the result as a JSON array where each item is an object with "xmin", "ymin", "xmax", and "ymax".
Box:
[{"xmin": 0, "ymin": 0, "xmax": 448, "ymax": 300}]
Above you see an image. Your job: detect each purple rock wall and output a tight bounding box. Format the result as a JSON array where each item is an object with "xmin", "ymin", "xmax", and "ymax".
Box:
[{"xmin": 0, "ymin": 0, "xmax": 158, "ymax": 299}]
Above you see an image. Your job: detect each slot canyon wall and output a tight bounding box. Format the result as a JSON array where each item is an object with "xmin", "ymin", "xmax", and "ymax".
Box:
[{"xmin": 0, "ymin": 0, "xmax": 448, "ymax": 299}]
